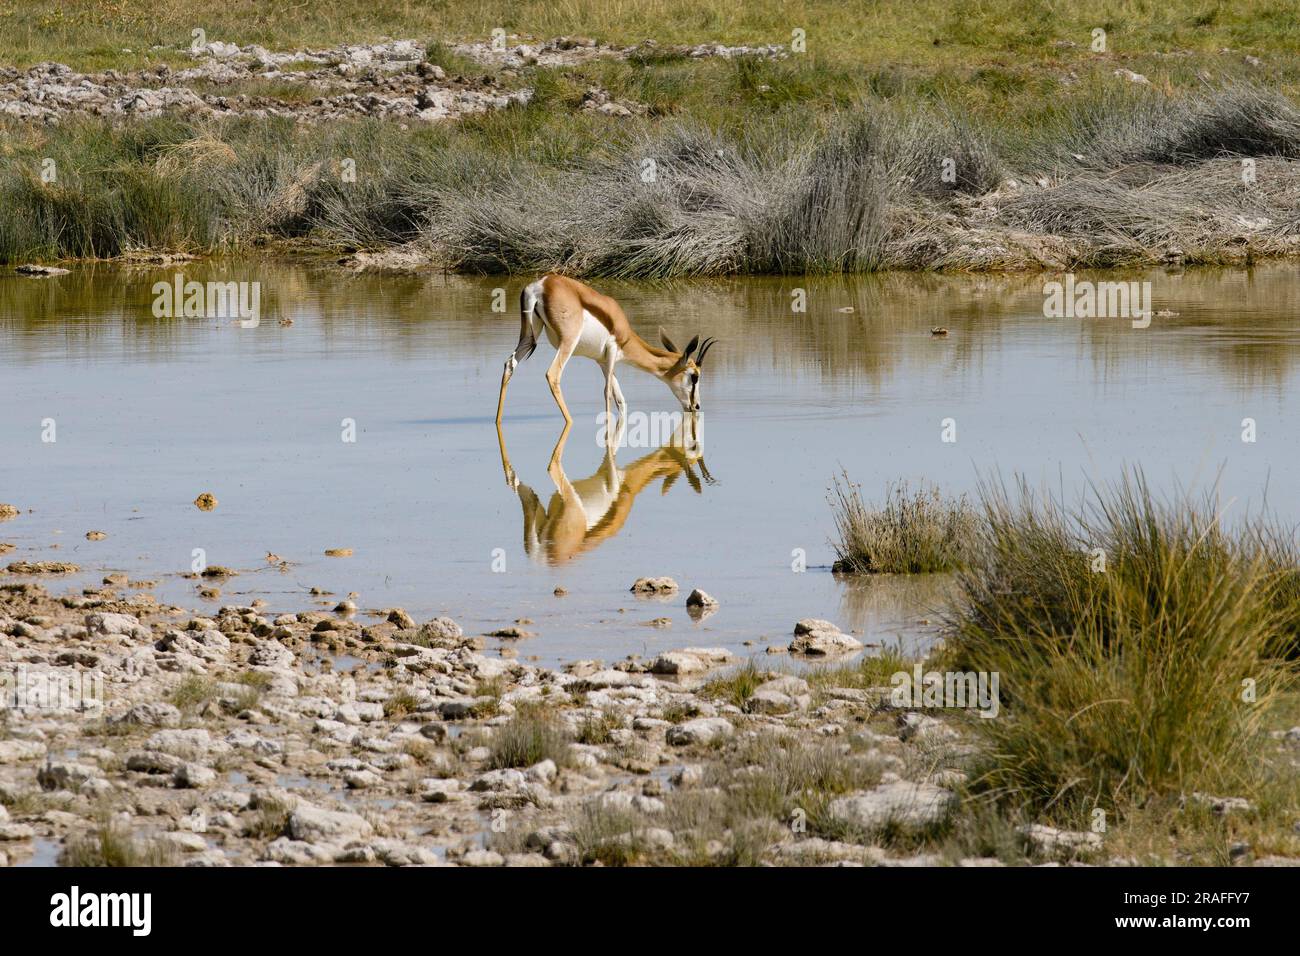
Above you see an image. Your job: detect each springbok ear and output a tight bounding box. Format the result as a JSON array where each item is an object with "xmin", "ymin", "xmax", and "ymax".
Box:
[
  {"xmin": 659, "ymin": 327, "xmax": 679, "ymax": 352},
  {"xmin": 667, "ymin": 336, "xmax": 701, "ymax": 376}
]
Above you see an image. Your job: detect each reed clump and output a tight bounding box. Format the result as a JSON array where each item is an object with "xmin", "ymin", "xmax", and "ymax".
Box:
[
  {"xmin": 941, "ymin": 471, "xmax": 1298, "ymax": 818},
  {"xmin": 4, "ymin": 84, "xmax": 1300, "ymax": 274},
  {"xmin": 830, "ymin": 473, "xmax": 977, "ymax": 574}
]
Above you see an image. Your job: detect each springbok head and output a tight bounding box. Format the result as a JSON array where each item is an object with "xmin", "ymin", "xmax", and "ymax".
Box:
[{"xmin": 658, "ymin": 328, "xmax": 717, "ymax": 413}]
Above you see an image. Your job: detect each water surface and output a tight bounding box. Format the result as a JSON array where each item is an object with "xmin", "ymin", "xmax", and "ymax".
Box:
[{"xmin": 2, "ymin": 260, "xmax": 1298, "ymax": 667}]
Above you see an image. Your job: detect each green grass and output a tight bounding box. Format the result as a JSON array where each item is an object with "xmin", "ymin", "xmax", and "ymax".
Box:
[
  {"xmin": 942, "ymin": 471, "xmax": 1299, "ymax": 824},
  {"xmin": 830, "ymin": 473, "xmax": 977, "ymax": 574},
  {"xmin": 58, "ymin": 815, "xmax": 179, "ymax": 867},
  {"xmin": 3, "ymin": 1, "xmax": 1300, "ymax": 275},
  {"xmin": 576, "ymin": 710, "xmax": 622, "ymax": 745},
  {"xmin": 487, "ymin": 705, "xmax": 572, "ymax": 769},
  {"xmin": 568, "ymin": 730, "xmax": 886, "ymax": 865},
  {"xmin": 422, "ymin": 40, "xmax": 482, "ymax": 78},
  {"xmin": 383, "ymin": 688, "xmax": 421, "ymax": 718},
  {"xmin": 802, "ymin": 646, "xmax": 913, "ymax": 692},
  {"xmin": 244, "ymin": 796, "xmax": 292, "ymax": 840},
  {"xmin": 168, "ymin": 674, "xmax": 217, "ymax": 713},
  {"xmin": 6, "ymin": 0, "xmax": 1300, "ymax": 79},
  {"xmin": 698, "ymin": 660, "xmax": 771, "ymax": 708}
]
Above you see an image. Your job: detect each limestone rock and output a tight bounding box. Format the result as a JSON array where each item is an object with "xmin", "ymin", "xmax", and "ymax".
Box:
[
  {"xmin": 649, "ymin": 647, "xmax": 734, "ymax": 675},
  {"xmin": 631, "ymin": 577, "xmax": 678, "ymax": 594},
  {"xmin": 789, "ymin": 619, "xmax": 863, "ymax": 656},
  {"xmin": 666, "ymin": 717, "xmax": 734, "ymax": 746},
  {"xmin": 828, "ymin": 781, "xmax": 957, "ymax": 832},
  {"xmin": 685, "ymin": 589, "xmax": 719, "ymax": 608},
  {"xmin": 1018, "ymin": 824, "xmax": 1103, "ymax": 856},
  {"xmin": 288, "ymin": 804, "xmax": 374, "ymax": 844}
]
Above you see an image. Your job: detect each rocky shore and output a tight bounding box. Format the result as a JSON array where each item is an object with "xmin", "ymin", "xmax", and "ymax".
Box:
[
  {"xmin": 4, "ymin": 563, "xmax": 1291, "ymax": 867},
  {"xmin": 0, "ymin": 567, "xmax": 1009, "ymax": 867}
]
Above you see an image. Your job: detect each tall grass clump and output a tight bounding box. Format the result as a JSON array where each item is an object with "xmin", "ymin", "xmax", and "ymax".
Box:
[
  {"xmin": 58, "ymin": 816, "xmax": 178, "ymax": 867},
  {"xmin": 0, "ymin": 119, "xmax": 223, "ymax": 261},
  {"xmin": 755, "ymin": 112, "xmax": 893, "ymax": 273},
  {"xmin": 1, "ymin": 84, "xmax": 1296, "ymax": 274},
  {"xmin": 943, "ymin": 471, "xmax": 1298, "ymax": 819},
  {"xmin": 425, "ymin": 121, "xmax": 778, "ymax": 278},
  {"xmin": 830, "ymin": 472, "xmax": 976, "ymax": 573},
  {"xmin": 487, "ymin": 705, "xmax": 572, "ymax": 769},
  {"xmin": 1032, "ymin": 83, "xmax": 1300, "ymax": 172}
]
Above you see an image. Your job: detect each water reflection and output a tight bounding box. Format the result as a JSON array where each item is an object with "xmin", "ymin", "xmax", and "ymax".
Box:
[
  {"xmin": 4, "ymin": 260, "xmax": 1300, "ymax": 391},
  {"xmin": 499, "ymin": 415, "xmax": 714, "ymax": 566},
  {"xmin": 835, "ymin": 572, "xmax": 959, "ymax": 656}
]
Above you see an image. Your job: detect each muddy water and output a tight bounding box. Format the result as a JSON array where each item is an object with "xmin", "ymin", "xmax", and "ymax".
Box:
[{"xmin": 2, "ymin": 260, "xmax": 1298, "ymax": 667}]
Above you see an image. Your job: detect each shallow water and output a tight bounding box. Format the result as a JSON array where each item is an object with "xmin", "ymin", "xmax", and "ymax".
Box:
[{"xmin": 3, "ymin": 260, "xmax": 1299, "ymax": 667}]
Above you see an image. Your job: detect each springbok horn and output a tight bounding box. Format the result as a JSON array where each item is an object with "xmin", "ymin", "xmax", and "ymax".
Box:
[
  {"xmin": 659, "ymin": 327, "xmax": 679, "ymax": 352},
  {"xmin": 696, "ymin": 337, "xmax": 717, "ymax": 366},
  {"xmin": 666, "ymin": 335, "xmax": 700, "ymax": 376}
]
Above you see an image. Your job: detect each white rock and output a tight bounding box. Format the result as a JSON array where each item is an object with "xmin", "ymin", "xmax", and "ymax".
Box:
[
  {"xmin": 173, "ymin": 763, "xmax": 217, "ymax": 789},
  {"xmin": 1018, "ymin": 824, "xmax": 1102, "ymax": 855},
  {"xmin": 630, "ymin": 576, "xmax": 678, "ymax": 594},
  {"xmin": 470, "ymin": 768, "xmax": 527, "ymax": 792},
  {"xmin": 685, "ymin": 589, "xmax": 719, "ymax": 608},
  {"xmin": 666, "ymin": 717, "xmax": 734, "ymax": 746},
  {"xmin": 84, "ymin": 611, "xmax": 150, "ymax": 640},
  {"xmin": 0, "ymin": 740, "xmax": 46, "ymax": 764},
  {"xmin": 649, "ymin": 647, "xmax": 734, "ymax": 675},
  {"xmin": 789, "ymin": 619, "xmax": 863, "ymax": 656},
  {"xmin": 828, "ymin": 781, "xmax": 957, "ymax": 832},
  {"xmin": 526, "ymin": 759, "xmax": 557, "ymax": 785},
  {"xmin": 288, "ymin": 804, "xmax": 374, "ymax": 844},
  {"xmin": 115, "ymin": 701, "xmax": 181, "ymax": 728},
  {"xmin": 145, "ymin": 729, "xmax": 214, "ymax": 760}
]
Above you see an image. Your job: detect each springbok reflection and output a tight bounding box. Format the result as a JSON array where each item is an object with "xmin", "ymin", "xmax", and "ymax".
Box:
[{"xmin": 498, "ymin": 417, "xmax": 714, "ymax": 566}]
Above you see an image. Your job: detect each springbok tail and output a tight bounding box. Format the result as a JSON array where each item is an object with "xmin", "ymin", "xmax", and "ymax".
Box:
[{"xmin": 515, "ymin": 285, "xmax": 539, "ymax": 362}]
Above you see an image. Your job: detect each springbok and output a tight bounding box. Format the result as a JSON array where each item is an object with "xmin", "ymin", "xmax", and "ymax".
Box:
[
  {"xmin": 495, "ymin": 274, "xmax": 716, "ymax": 426},
  {"xmin": 498, "ymin": 415, "xmax": 714, "ymax": 566}
]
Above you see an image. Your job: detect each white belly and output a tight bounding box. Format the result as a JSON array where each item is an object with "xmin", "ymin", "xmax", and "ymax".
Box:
[
  {"xmin": 545, "ymin": 309, "xmax": 617, "ymax": 362},
  {"xmin": 579, "ymin": 486, "xmax": 619, "ymax": 530},
  {"xmin": 574, "ymin": 470, "xmax": 624, "ymax": 530}
]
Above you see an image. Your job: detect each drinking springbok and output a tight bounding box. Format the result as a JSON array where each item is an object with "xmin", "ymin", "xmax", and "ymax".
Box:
[{"xmin": 495, "ymin": 274, "xmax": 716, "ymax": 426}]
